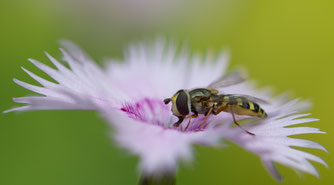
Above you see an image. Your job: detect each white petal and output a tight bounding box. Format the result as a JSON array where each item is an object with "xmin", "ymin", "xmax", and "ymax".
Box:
[
  {"xmin": 106, "ymin": 39, "xmax": 230, "ymax": 100},
  {"xmin": 21, "ymin": 67, "xmax": 58, "ymax": 88},
  {"xmin": 222, "ymin": 111, "xmax": 327, "ymax": 179},
  {"xmin": 102, "ymin": 109, "xmax": 222, "ymax": 175},
  {"xmin": 7, "ymin": 42, "xmax": 128, "ymax": 113},
  {"xmin": 262, "ymin": 160, "xmax": 283, "ymax": 181}
]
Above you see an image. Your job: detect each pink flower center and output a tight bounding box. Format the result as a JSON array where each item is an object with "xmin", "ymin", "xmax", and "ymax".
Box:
[{"xmin": 120, "ymin": 98, "xmax": 212, "ymax": 132}]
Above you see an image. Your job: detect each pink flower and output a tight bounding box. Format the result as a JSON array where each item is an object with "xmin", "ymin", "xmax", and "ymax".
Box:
[{"xmin": 6, "ymin": 39, "xmax": 327, "ymax": 182}]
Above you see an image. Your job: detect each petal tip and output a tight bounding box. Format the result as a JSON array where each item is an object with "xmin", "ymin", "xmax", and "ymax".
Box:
[
  {"xmin": 2, "ymin": 109, "xmax": 11, "ymax": 114},
  {"xmin": 20, "ymin": 66, "xmax": 28, "ymax": 72},
  {"xmin": 44, "ymin": 51, "xmax": 50, "ymax": 57},
  {"xmin": 13, "ymin": 78, "xmax": 19, "ymax": 83},
  {"xmin": 27, "ymin": 58, "xmax": 38, "ymax": 65},
  {"xmin": 59, "ymin": 48, "xmax": 66, "ymax": 54}
]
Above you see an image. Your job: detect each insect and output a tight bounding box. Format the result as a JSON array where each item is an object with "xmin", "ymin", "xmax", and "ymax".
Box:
[{"xmin": 163, "ymin": 71, "xmax": 268, "ymax": 135}]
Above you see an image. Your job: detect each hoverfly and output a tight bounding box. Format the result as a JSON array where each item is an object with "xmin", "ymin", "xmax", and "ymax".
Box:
[{"xmin": 163, "ymin": 71, "xmax": 268, "ymax": 135}]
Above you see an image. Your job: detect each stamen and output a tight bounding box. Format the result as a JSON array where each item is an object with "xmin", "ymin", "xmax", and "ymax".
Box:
[
  {"xmin": 120, "ymin": 98, "xmax": 216, "ymax": 132},
  {"xmin": 120, "ymin": 98, "xmax": 170, "ymax": 127}
]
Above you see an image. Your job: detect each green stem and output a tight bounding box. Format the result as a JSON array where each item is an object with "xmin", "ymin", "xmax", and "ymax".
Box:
[{"xmin": 139, "ymin": 174, "xmax": 176, "ymax": 185}]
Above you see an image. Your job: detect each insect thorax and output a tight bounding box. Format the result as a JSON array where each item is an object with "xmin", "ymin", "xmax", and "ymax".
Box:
[
  {"xmin": 189, "ymin": 88, "xmax": 213, "ymax": 100},
  {"xmin": 189, "ymin": 89, "xmax": 216, "ymax": 114}
]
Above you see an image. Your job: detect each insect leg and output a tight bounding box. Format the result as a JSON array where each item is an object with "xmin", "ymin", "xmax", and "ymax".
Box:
[
  {"xmin": 185, "ymin": 113, "xmax": 198, "ymax": 131},
  {"xmin": 185, "ymin": 114, "xmax": 199, "ymax": 120},
  {"xmin": 185, "ymin": 119, "xmax": 191, "ymax": 131},
  {"xmin": 214, "ymin": 105, "xmax": 228, "ymax": 115},
  {"xmin": 199, "ymin": 107, "xmax": 213, "ymax": 129},
  {"xmin": 230, "ymin": 109, "xmax": 255, "ymax": 136},
  {"xmin": 173, "ymin": 116, "xmax": 185, "ymax": 127}
]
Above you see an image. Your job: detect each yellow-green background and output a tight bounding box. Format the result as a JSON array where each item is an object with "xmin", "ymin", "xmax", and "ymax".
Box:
[{"xmin": 0, "ymin": 0, "xmax": 333, "ymax": 184}]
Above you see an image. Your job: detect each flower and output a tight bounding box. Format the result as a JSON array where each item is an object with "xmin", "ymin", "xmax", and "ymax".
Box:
[{"xmin": 6, "ymin": 39, "xmax": 327, "ymax": 181}]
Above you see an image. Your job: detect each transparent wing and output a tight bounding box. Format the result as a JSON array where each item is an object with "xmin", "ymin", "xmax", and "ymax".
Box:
[
  {"xmin": 207, "ymin": 70, "xmax": 246, "ymax": 89},
  {"xmin": 233, "ymin": 94, "xmax": 270, "ymax": 105}
]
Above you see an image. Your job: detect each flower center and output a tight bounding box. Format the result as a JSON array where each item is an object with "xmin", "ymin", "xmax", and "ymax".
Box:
[
  {"xmin": 120, "ymin": 98, "xmax": 213, "ymax": 132},
  {"xmin": 121, "ymin": 98, "xmax": 172, "ymax": 127}
]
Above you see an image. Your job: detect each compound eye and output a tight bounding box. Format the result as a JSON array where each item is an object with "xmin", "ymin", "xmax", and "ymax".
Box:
[{"xmin": 176, "ymin": 91, "xmax": 190, "ymax": 115}]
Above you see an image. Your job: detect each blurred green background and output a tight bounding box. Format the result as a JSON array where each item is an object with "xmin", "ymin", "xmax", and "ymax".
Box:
[{"xmin": 1, "ymin": 0, "xmax": 333, "ymax": 184}]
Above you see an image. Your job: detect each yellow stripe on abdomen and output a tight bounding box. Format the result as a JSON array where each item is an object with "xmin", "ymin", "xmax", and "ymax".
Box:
[
  {"xmin": 248, "ymin": 102, "xmax": 254, "ymax": 110},
  {"xmin": 236, "ymin": 98, "xmax": 243, "ymax": 106},
  {"xmin": 223, "ymin": 96, "xmax": 229, "ymax": 102}
]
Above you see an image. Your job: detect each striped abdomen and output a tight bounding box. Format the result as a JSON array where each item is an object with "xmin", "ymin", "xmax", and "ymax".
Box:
[{"xmin": 216, "ymin": 95, "xmax": 267, "ymax": 118}]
